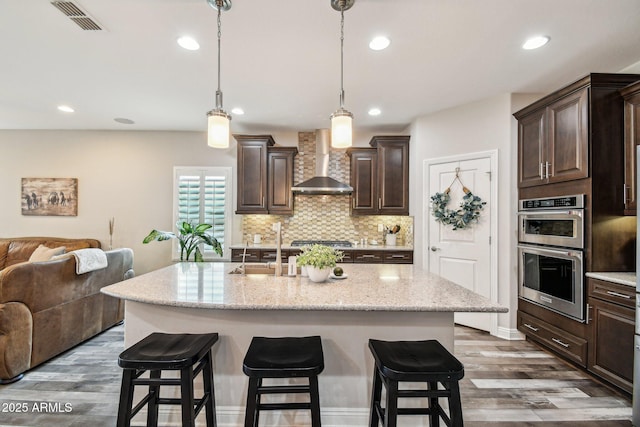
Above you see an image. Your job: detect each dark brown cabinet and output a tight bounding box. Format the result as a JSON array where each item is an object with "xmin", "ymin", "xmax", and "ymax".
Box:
[
  {"xmin": 348, "ymin": 148, "xmax": 378, "ymax": 214},
  {"xmin": 587, "ymin": 278, "xmax": 635, "ymax": 393},
  {"xmin": 348, "ymin": 136, "xmax": 410, "ymax": 216},
  {"xmin": 231, "ymin": 248, "xmax": 413, "ymax": 264},
  {"xmin": 621, "ymin": 80, "xmax": 640, "ymax": 214},
  {"xmin": 235, "ymin": 135, "xmax": 274, "ymax": 214},
  {"xmin": 235, "ymin": 135, "xmax": 297, "ymax": 215},
  {"xmin": 267, "ymin": 147, "xmax": 298, "ymax": 215},
  {"xmin": 516, "ymin": 87, "xmax": 588, "ymax": 188},
  {"xmin": 518, "ymin": 310, "xmax": 588, "ymax": 367}
]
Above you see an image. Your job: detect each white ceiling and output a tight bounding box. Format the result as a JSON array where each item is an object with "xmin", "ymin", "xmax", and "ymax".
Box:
[{"xmin": 2, "ymin": 0, "xmax": 640, "ymax": 134}]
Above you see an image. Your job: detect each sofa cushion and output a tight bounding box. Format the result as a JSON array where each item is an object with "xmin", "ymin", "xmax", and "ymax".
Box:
[
  {"xmin": 28, "ymin": 245, "xmax": 66, "ymax": 262},
  {"xmin": 0, "ymin": 242, "xmax": 9, "ymax": 270},
  {"xmin": 5, "ymin": 241, "xmax": 41, "ymax": 268}
]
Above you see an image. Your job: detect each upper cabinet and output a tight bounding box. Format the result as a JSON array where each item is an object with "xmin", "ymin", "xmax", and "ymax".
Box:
[
  {"xmin": 621, "ymin": 80, "xmax": 640, "ymax": 215},
  {"xmin": 267, "ymin": 147, "xmax": 298, "ymax": 215},
  {"xmin": 235, "ymin": 135, "xmax": 297, "ymax": 215},
  {"xmin": 516, "ymin": 87, "xmax": 588, "ymax": 187},
  {"xmin": 348, "ymin": 136, "xmax": 410, "ymax": 216},
  {"xmin": 515, "ymin": 74, "xmax": 640, "ymax": 192}
]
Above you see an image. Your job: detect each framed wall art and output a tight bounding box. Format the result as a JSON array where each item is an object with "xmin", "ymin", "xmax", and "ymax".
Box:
[{"xmin": 21, "ymin": 178, "xmax": 78, "ymax": 216}]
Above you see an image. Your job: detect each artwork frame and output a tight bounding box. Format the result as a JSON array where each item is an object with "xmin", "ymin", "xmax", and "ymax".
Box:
[{"xmin": 21, "ymin": 178, "xmax": 78, "ymax": 216}]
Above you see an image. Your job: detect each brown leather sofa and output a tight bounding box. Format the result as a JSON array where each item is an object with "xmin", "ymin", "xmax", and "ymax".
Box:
[{"xmin": 0, "ymin": 237, "xmax": 134, "ymax": 383}]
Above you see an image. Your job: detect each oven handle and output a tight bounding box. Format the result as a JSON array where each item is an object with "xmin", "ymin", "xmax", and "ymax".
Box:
[
  {"xmin": 518, "ymin": 210, "xmax": 583, "ymax": 218},
  {"xmin": 517, "ymin": 244, "xmax": 582, "ymax": 259}
]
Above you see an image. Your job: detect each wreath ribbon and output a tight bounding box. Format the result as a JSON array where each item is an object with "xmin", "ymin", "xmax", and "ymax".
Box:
[{"xmin": 431, "ymin": 168, "xmax": 486, "ymax": 230}]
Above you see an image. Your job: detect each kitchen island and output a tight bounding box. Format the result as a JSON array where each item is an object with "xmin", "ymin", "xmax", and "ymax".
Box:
[{"xmin": 102, "ymin": 262, "xmax": 506, "ymax": 426}]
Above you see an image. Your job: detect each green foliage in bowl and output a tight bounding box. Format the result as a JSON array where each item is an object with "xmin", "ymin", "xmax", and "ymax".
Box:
[{"xmin": 296, "ymin": 244, "xmax": 344, "ymax": 270}]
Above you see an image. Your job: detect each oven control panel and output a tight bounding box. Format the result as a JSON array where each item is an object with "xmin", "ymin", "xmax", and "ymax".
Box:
[{"xmin": 520, "ymin": 194, "xmax": 585, "ymax": 210}]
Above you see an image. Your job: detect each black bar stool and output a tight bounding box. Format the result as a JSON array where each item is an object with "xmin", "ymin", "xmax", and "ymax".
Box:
[
  {"xmin": 368, "ymin": 339, "xmax": 465, "ymax": 427},
  {"xmin": 242, "ymin": 335, "xmax": 324, "ymax": 427},
  {"xmin": 116, "ymin": 332, "xmax": 219, "ymax": 427}
]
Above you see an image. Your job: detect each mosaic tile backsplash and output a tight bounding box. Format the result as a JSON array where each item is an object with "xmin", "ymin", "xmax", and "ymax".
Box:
[{"xmin": 241, "ymin": 131, "xmax": 414, "ymax": 246}]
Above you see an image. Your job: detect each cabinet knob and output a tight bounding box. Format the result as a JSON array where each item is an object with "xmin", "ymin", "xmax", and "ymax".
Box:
[{"xmin": 430, "ymin": 246, "xmax": 440, "ymax": 252}]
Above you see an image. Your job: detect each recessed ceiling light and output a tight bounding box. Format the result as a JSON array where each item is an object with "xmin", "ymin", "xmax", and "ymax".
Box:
[
  {"xmin": 57, "ymin": 105, "xmax": 74, "ymax": 113},
  {"xmin": 114, "ymin": 118, "xmax": 135, "ymax": 125},
  {"xmin": 369, "ymin": 36, "xmax": 390, "ymax": 51},
  {"xmin": 522, "ymin": 35, "xmax": 550, "ymax": 50},
  {"xmin": 231, "ymin": 107, "xmax": 244, "ymax": 115},
  {"xmin": 368, "ymin": 108, "xmax": 382, "ymax": 116},
  {"xmin": 177, "ymin": 36, "xmax": 200, "ymax": 51}
]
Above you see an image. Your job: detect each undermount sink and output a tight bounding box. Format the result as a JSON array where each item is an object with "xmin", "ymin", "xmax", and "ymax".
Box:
[{"xmin": 228, "ymin": 263, "xmax": 300, "ymax": 275}]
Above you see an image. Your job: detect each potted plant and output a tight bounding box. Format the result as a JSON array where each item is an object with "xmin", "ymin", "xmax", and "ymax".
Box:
[
  {"xmin": 143, "ymin": 221, "xmax": 223, "ymax": 262},
  {"xmin": 296, "ymin": 244, "xmax": 344, "ymax": 283}
]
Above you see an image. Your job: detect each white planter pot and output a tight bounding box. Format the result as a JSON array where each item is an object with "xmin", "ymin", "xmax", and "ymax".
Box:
[
  {"xmin": 386, "ymin": 234, "xmax": 397, "ymax": 246},
  {"xmin": 307, "ymin": 266, "xmax": 331, "ymax": 283}
]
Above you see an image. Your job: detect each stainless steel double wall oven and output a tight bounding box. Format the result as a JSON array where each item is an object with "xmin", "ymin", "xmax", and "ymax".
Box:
[{"xmin": 518, "ymin": 194, "xmax": 586, "ymax": 322}]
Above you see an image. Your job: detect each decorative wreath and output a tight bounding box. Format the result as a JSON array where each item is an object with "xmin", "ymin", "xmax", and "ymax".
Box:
[{"xmin": 430, "ymin": 171, "xmax": 486, "ymax": 230}]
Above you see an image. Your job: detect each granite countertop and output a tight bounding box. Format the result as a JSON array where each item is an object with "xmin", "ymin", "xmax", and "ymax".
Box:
[
  {"xmin": 586, "ymin": 272, "xmax": 636, "ymax": 288},
  {"xmin": 229, "ymin": 243, "xmax": 414, "ymax": 251},
  {"xmin": 101, "ymin": 262, "xmax": 507, "ymax": 313}
]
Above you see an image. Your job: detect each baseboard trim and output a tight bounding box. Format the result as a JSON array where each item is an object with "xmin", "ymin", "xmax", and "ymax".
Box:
[
  {"xmin": 497, "ymin": 326, "xmax": 525, "ymax": 340},
  {"xmin": 153, "ymin": 406, "xmax": 371, "ymax": 426}
]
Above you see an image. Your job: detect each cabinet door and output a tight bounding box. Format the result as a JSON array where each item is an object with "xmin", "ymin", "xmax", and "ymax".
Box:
[
  {"xmin": 588, "ymin": 297, "xmax": 634, "ymax": 393},
  {"xmin": 267, "ymin": 148, "xmax": 297, "ymax": 215},
  {"xmin": 623, "ymin": 88, "xmax": 640, "ymax": 214},
  {"xmin": 349, "ymin": 149, "xmax": 378, "ymax": 215},
  {"xmin": 518, "ymin": 109, "xmax": 546, "ymax": 188},
  {"xmin": 547, "ymin": 88, "xmax": 589, "ymax": 184},
  {"xmin": 377, "ymin": 139, "xmax": 409, "ymax": 215},
  {"xmin": 236, "ymin": 136, "xmax": 272, "ymax": 214}
]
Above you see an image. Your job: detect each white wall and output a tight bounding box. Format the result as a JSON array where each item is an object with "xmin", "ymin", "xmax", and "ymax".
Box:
[
  {"xmin": 0, "ymin": 130, "xmax": 240, "ymax": 275},
  {"xmin": 409, "ymin": 93, "xmax": 541, "ymax": 336}
]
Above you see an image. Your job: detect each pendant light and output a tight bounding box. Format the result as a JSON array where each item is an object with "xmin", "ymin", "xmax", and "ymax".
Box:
[
  {"xmin": 206, "ymin": 0, "xmax": 232, "ymax": 149},
  {"xmin": 330, "ymin": 0, "xmax": 354, "ymax": 148}
]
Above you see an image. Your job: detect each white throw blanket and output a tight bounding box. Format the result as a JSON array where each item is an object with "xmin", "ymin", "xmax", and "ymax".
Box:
[{"xmin": 70, "ymin": 248, "xmax": 108, "ymax": 274}]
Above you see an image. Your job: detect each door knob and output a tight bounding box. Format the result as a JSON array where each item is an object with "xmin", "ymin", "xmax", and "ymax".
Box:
[{"xmin": 430, "ymin": 246, "xmax": 440, "ymax": 252}]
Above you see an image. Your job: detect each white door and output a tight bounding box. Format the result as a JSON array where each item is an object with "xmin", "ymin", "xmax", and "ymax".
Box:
[{"xmin": 427, "ymin": 157, "xmax": 494, "ymax": 332}]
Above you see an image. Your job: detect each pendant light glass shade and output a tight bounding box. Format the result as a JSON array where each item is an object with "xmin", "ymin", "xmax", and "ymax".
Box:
[
  {"xmin": 206, "ymin": 0, "xmax": 232, "ymax": 149},
  {"xmin": 329, "ymin": 0, "xmax": 354, "ymax": 148},
  {"xmin": 331, "ymin": 109, "xmax": 353, "ymax": 149},
  {"xmin": 207, "ymin": 110, "xmax": 231, "ymax": 148}
]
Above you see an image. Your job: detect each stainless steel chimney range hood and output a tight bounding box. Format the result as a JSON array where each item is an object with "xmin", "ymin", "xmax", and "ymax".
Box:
[{"xmin": 292, "ymin": 129, "xmax": 353, "ymax": 195}]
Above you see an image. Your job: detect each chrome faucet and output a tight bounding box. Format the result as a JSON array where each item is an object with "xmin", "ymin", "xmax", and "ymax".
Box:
[{"xmin": 273, "ymin": 222, "xmax": 282, "ymax": 277}]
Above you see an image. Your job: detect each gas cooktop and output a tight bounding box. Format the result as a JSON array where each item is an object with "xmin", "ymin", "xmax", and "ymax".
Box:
[{"xmin": 290, "ymin": 240, "xmax": 353, "ymax": 248}]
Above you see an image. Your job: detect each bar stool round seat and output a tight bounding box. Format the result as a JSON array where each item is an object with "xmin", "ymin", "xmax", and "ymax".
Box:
[
  {"xmin": 242, "ymin": 335, "xmax": 324, "ymax": 427},
  {"xmin": 116, "ymin": 332, "xmax": 219, "ymax": 427},
  {"xmin": 368, "ymin": 339, "xmax": 465, "ymax": 427}
]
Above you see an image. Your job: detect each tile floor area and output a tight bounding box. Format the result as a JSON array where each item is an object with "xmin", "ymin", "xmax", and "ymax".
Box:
[{"xmin": 0, "ymin": 323, "xmax": 633, "ymax": 426}]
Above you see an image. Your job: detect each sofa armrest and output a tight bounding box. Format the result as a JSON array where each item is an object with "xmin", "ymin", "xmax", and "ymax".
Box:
[{"xmin": 0, "ymin": 248, "xmax": 134, "ymax": 314}]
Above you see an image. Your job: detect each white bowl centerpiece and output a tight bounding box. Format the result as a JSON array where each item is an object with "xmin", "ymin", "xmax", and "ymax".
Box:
[{"xmin": 296, "ymin": 244, "xmax": 344, "ymax": 283}]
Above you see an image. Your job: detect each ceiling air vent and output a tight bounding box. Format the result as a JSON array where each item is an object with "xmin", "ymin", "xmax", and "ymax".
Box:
[{"xmin": 50, "ymin": 1, "xmax": 103, "ymax": 31}]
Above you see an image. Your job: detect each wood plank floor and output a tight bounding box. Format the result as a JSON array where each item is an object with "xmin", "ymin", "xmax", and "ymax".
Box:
[{"xmin": 0, "ymin": 323, "xmax": 632, "ymax": 426}]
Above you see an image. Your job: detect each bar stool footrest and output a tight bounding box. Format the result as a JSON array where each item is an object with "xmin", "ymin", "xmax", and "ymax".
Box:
[
  {"xmin": 258, "ymin": 402, "xmax": 312, "ymax": 411},
  {"xmin": 258, "ymin": 384, "xmax": 311, "ymax": 394}
]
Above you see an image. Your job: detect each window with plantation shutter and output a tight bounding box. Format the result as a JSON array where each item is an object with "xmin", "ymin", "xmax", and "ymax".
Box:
[{"xmin": 173, "ymin": 167, "xmax": 232, "ymax": 261}]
